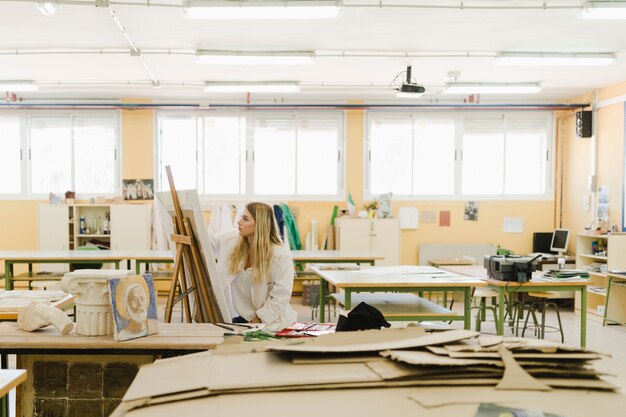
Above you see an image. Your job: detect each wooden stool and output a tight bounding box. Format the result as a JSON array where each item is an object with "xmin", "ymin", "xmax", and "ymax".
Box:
[
  {"xmin": 522, "ymin": 291, "xmax": 565, "ymax": 342},
  {"xmin": 471, "ymin": 287, "xmax": 499, "ymax": 331}
]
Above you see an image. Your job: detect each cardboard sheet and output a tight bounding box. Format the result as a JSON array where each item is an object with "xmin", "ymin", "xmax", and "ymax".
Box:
[
  {"xmin": 382, "ymin": 349, "xmax": 502, "ymax": 366},
  {"xmin": 427, "ymin": 346, "xmax": 602, "ymax": 360},
  {"xmin": 118, "ymin": 386, "xmax": 626, "ymax": 417},
  {"xmin": 496, "ymin": 345, "xmax": 551, "ymax": 391},
  {"xmin": 265, "ymin": 328, "xmax": 477, "ymax": 353}
]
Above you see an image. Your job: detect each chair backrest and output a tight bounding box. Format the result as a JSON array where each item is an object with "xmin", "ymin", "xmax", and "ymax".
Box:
[{"xmin": 72, "ymin": 245, "xmax": 103, "ymax": 270}]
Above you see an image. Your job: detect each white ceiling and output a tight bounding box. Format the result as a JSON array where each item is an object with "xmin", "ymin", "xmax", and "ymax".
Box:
[{"xmin": 2, "ymin": 0, "xmax": 626, "ymax": 104}]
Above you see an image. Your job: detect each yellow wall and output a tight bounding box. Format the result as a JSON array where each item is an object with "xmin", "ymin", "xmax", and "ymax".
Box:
[{"xmin": 560, "ymin": 84, "xmax": 625, "ymax": 252}]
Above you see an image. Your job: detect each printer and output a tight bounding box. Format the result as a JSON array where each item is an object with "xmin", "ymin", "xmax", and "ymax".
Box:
[{"xmin": 483, "ymin": 255, "xmax": 539, "ymax": 283}]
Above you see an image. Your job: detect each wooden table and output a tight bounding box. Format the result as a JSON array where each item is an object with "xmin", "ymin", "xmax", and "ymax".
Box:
[
  {"xmin": 1, "ymin": 250, "xmax": 134, "ymax": 290},
  {"xmin": 1, "ymin": 370, "xmax": 26, "ymax": 417},
  {"xmin": 0, "ymin": 292, "xmax": 76, "ymax": 321},
  {"xmin": 0, "ymin": 322, "xmax": 224, "ymax": 416},
  {"xmin": 441, "ymin": 264, "xmax": 591, "ymax": 347},
  {"xmin": 312, "ymin": 266, "xmax": 485, "ymax": 326}
]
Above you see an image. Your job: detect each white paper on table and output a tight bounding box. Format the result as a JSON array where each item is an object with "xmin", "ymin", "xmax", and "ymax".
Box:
[{"xmin": 503, "ymin": 217, "xmax": 524, "ymax": 233}]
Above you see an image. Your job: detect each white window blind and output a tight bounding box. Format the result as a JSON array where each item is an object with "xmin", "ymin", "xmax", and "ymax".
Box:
[
  {"xmin": 252, "ymin": 117, "xmax": 297, "ymax": 195},
  {"xmin": 74, "ymin": 117, "xmax": 116, "ymax": 194},
  {"xmin": 159, "ymin": 117, "xmax": 197, "ymax": 191},
  {"xmin": 462, "ymin": 117, "xmax": 505, "ymax": 195},
  {"xmin": 30, "ymin": 117, "xmax": 72, "ymax": 194},
  {"xmin": 369, "ymin": 118, "xmax": 412, "ymax": 195},
  {"xmin": 203, "ymin": 116, "xmax": 245, "ymax": 195},
  {"xmin": 0, "ymin": 117, "xmax": 21, "ymax": 194}
]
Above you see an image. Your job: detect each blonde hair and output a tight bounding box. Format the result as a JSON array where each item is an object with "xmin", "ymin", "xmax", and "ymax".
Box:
[{"xmin": 228, "ymin": 202, "xmax": 282, "ymax": 282}]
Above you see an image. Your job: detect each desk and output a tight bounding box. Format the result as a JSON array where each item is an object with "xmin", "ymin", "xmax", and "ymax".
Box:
[
  {"xmin": 1, "ymin": 250, "xmax": 133, "ymax": 290},
  {"xmin": 312, "ymin": 266, "xmax": 485, "ymax": 325},
  {"xmin": 441, "ymin": 264, "xmax": 590, "ymax": 347},
  {"xmin": 291, "ymin": 250, "xmax": 384, "ymax": 266},
  {"xmin": 127, "ymin": 250, "xmax": 174, "ymax": 274},
  {"xmin": 0, "ymin": 322, "xmax": 224, "ymax": 417},
  {"xmin": 0, "ymin": 292, "xmax": 76, "ymax": 321},
  {"xmin": 1, "ymin": 370, "xmax": 26, "ymax": 417}
]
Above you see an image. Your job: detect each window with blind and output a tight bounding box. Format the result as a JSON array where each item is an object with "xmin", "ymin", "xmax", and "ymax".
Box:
[
  {"xmin": 157, "ymin": 112, "xmax": 344, "ymax": 200},
  {"xmin": 366, "ymin": 112, "xmax": 553, "ymax": 200},
  {"xmin": 0, "ymin": 117, "xmax": 22, "ymax": 195},
  {"xmin": 0, "ymin": 112, "xmax": 119, "ymax": 199}
]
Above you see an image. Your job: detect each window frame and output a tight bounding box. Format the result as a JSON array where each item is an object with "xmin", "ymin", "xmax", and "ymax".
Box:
[
  {"xmin": 364, "ymin": 110, "xmax": 555, "ymax": 201},
  {"xmin": 155, "ymin": 110, "xmax": 346, "ymax": 202},
  {"xmin": 0, "ymin": 110, "xmax": 121, "ymax": 200}
]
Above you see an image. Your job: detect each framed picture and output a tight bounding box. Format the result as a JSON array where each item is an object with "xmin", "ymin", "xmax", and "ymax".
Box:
[
  {"xmin": 109, "ymin": 274, "xmax": 159, "ymax": 342},
  {"xmin": 123, "ymin": 179, "xmax": 154, "ymax": 200}
]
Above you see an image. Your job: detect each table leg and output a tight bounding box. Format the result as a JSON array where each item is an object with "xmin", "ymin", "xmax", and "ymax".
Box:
[
  {"xmin": 581, "ymin": 286, "xmax": 587, "ymax": 347},
  {"xmin": 319, "ymin": 278, "xmax": 327, "ymax": 323},
  {"xmin": 497, "ymin": 288, "xmax": 506, "ymax": 335},
  {"xmin": 4, "ymin": 264, "xmax": 10, "ymax": 291},
  {"xmin": 135, "ymin": 261, "xmax": 141, "ymax": 275},
  {"xmin": 464, "ymin": 288, "xmax": 471, "ymax": 330},
  {"xmin": 345, "ymin": 290, "xmax": 352, "ymax": 310},
  {"xmin": 115, "ymin": 261, "xmax": 120, "ymax": 270}
]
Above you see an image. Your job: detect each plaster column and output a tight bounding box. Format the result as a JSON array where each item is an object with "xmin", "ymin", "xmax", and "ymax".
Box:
[{"xmin": 60, "ymin": 269, "xmax": 132, "ymax": 336}]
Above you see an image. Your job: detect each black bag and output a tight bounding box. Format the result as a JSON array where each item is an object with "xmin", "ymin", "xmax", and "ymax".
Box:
[{"xmin": 335, "ymin": 302, "xmax": 391, "ymax": 332}]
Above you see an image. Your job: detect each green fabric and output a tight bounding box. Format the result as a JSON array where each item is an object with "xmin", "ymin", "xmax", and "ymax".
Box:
[{"xmin": 281, "ymin": 204, "xmax": 302, "ymax": 250}]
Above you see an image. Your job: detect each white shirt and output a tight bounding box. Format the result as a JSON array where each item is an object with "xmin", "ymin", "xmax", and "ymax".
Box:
[{"xmin": 212, "ymin": 229, "xmax": 297, "ymax": 324}]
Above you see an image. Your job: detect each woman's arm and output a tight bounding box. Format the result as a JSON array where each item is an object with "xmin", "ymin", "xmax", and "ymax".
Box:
[{"xmin": 255, "ymin": 251, "xmax": 295, "ymax": 324}]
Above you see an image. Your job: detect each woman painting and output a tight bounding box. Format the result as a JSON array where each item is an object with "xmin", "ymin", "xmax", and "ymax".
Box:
[{"xmin": 212, "ymin": 202, "xmax": 296, "ymax": 324}]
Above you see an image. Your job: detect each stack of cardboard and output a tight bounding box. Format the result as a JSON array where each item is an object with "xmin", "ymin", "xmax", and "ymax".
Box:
[{"xmin": 112, "ymin": 328, "xmax": 623, "ymax": 417}]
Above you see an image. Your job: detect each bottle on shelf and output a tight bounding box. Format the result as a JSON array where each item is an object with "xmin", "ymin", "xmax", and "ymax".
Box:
[
  {"xmin": 591, "ymin": 240, "xmax": 598, "ymax": 254},
  {"xmin": 79, "ymin": 215, "xmax": 86, "ymax": 234}
]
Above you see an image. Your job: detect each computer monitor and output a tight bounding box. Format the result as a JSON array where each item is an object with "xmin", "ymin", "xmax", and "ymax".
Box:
[{"xmin": 550, "ymin": 228, "xmax": 570, "ymax": 256}]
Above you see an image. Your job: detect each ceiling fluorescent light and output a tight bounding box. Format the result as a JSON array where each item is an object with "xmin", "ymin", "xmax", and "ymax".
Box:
[
  {"xmin": 36, "ymin": 2, "xmax": 56, "ymax": 16},
  {"xmin": 0, "ymin": 82, "xmax": 39, "ymax": 92},
  {"xmin": 196, "ymin": 51, "xmax": 315, "ymax": 65},
  {"xmin": 204, "ymin": 82, "xmax": 300, "ymax": 93},
  {"xmin": 443, "ymin": 83, "xmax": 541, "ymax": 95},
  {"xmin": 579, "ymin": 1, "xmax": 626, "ymax": 19},
  {"xmin": 496, "ymin": 52, "xmax": 616, "ymax": 66},
  {"xmin": 183, "ymin": 0, "xmax": 343, "ymax": 19}
]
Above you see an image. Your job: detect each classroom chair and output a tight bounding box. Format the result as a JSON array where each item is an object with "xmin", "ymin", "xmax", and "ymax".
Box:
[
  {"xmin": 471, "ymin": 287, "xmax": 500, "ymax": 332},
  {"xmin": 521, "ymin": 291, "xmax": 565, "ymax": 343}
]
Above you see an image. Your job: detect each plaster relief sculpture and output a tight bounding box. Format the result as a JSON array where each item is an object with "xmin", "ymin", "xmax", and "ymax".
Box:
[
  {"xmin": 17, "ymin": 302, "xmax": 74, "ymax": 334},
  {"xmin": 60, "ymin": 269, "xmax": 132, "ymax": 336},
  {"xmin": 109, "ymin": 274, "xmax": 159, "ymax": 342}
]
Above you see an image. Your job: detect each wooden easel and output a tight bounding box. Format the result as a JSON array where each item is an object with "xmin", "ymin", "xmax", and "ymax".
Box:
[{"xmin": 164, "ymin": 166, "xmax": 224, "ymax": 323}]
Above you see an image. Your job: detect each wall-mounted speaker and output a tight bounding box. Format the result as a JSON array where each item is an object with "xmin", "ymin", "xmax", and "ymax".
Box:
[{"xmin": 576, "ymin": 110, "xmax": 592, "ymax": 138}]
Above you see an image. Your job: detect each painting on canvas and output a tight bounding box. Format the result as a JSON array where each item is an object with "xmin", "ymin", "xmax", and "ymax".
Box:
[{"xmin": 109, "ymin": 274, "xmax": 159, "ymax": 342}]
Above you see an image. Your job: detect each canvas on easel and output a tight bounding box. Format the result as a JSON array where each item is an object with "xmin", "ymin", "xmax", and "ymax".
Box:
[{"xmin": 156, "ymin": 167, "xmax": 230, "ymax": 323}]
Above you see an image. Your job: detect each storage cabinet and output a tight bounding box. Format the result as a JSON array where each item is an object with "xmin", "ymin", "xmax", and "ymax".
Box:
[
  {"xmin": 335, "ymin": 218, "xmax": 400, "ymax": 266},
  {"xmin": 38, "ymin": 204, "xmax": 152, "ymax": 269},
  {"xmin": 575, "ymin": 232, "xmax": 626, "ymax": 321}
]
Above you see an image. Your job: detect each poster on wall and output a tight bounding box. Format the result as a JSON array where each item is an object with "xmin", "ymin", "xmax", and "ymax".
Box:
[
  {"xmin": 464, "ymin": 201, "xmax": 479, "ymax": 221},
  {"xmin": 123, "ymin": 179, "xmax": 154, "ymax": 200},
  {"xmin": 597, "ymin": 186, "xmax": 610, "ymax": 223}
]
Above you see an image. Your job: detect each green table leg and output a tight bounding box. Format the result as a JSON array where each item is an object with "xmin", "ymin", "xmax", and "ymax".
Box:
[
  {"xmin": 4, "ymin": 264, "xmax": 10, "ymax": 291},
  {"xmin": 464, "ymin": 288, "xmax": 471, "ymax": 330},
  {"xmin": 135, "ymin": 261, "xmax": 141, "ymax": 275},
  {"xmin": 319, "ymin": 278, "xmax": 327, "ymax": 323},
  {"xmin": 345, "ymin": 290, "xmax": 352, "ymax": 310},
  {"xmin": 497, "ymin": 288, "xmax": 506, "ymax": 335},
  {"xmin": 581, "ymin": 285, "xmax": 587, "ymax": 347}
]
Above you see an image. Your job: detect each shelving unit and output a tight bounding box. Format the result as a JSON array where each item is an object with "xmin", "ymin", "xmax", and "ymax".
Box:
[
  {"xmin": 38, "ymin": 203, "xmax": 151, "ymax": 272},
  {"xmin": 575, "ymin": 232, "xmax": 626, "ymax": 322}
]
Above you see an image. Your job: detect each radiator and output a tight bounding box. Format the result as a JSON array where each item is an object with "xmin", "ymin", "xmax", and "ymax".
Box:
[{"xmin": 418, "ymin": 243, "xmax": 497, "ymax": 265}]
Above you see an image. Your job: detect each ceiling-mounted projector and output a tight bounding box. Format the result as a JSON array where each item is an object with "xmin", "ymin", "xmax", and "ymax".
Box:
[{"xmin": 395, "ymin": 66, "xmax": 425, "ymax": 98}]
